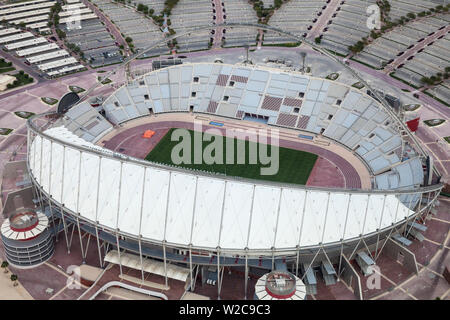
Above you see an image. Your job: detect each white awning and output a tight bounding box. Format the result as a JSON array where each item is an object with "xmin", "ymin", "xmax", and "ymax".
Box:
[
  {"xmin": 16, "ymin": 43, "xmax": 59, "ymax": 57},
  {"xmin": 5, "ymin": 37, "xmax": 47, "ymax": 50},
  {"xmin": 104, "ymin": 250, "xmax": 190, "ymax": 283}
]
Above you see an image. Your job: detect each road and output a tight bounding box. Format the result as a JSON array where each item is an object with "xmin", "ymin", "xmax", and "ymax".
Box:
[
  {"xmin": 0, "ymin": 50, "xmax": 48, "ymax": 98},
  {"xmin": 0, "ymin": 45, "xmax": 44, "ymax": 81}
]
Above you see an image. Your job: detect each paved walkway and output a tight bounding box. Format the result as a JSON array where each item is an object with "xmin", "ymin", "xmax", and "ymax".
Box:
[
  {"xmin": 0, "ymin": 268, "xmax": 33, "ymax": 300},
  {"xmin": 212, "ymin": 0, "xmax": 225, "ymax": 48},
  {"xmin": 384, "ymin": 25, "xmax": 450, "ymax": 73},
  {"xmin": 370, "ymin": 196, "xmax": 450, "ymax": 300},
  {"xmin": 308, "ymin": 0, "xmax": 341, "ymax": 39}
]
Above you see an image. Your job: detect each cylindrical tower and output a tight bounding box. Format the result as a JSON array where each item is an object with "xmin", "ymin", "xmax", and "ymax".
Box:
[
  {"xmin": 1, "ymin": 209, "xmax": 54, "ymax": 268},
  {"xmin": 254, "ymin": 271, "xmax": 306, "ymax": 300}
]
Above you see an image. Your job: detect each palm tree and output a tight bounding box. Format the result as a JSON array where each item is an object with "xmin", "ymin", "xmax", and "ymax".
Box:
[
  {"xmin": 10, "ymin": 274, "xmax": 18, "ymax": 287},
  {"xmin": 1, "ymin": 261, "xmax": 8, "ymax": 273}
]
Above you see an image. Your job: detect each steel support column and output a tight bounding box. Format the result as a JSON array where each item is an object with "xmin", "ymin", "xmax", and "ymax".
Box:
[
  {"xmin": 163, "ymin": 241, "xmax": 168, "ymax": 287},
  {"xmin": 76, "ymin": 151, "xmax": 85, "ymax": 262},
  {"xmin": 217, "ymin": 247, "xmax": 221, "ymax": 300},
  {"xmin": 94, "ymin": 157, "xmax": 103, "ymax": 268},
  {"xmin": 374, "ymin": 195, "xmax": 387, "ymax": 261},
  {"xmin": 244, "ymin": 249, "xmax": 248, "ymax": 300},
  {"xmin": 115, "ymin": 231, "xmax": 123, "ymax": 275},
  {"xmin": 189, "ymin": 244, "xmax": 193, "ymax": 291},
  {"xmin": 138, "ymin": 167, "xmax": 147, "ymax": 282},
  {"xmin": 60, "ymin": 146, "xmax": 70, "ymax": 253},
  {"xmin": 338, "ymin": 194, "xmax": 351, "ymax": 277}
]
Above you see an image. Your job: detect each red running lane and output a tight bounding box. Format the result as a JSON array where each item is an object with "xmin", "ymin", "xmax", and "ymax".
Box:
[{"xmin": 101, "ymin": 120, "xmax": 361, "ymax": 189}]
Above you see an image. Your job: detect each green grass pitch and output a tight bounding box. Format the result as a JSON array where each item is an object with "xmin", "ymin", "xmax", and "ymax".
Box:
[{"xmin": 145, "ymin": 128, "xmax": 318, "ymax": 185}]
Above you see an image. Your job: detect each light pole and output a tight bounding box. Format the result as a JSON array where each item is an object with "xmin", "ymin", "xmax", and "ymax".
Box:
[
  {"xmin": 244, "ymin": 44, "xmax": 249, "ymax": 65},
  {"xmin": 300, "ymin": 51, "xmax": 306, "ymax": 73}
]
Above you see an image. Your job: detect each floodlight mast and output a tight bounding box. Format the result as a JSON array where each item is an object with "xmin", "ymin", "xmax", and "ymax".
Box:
[
  {"xmin": 300, "ymin": 51, "xmax": 306, "ymax": 73},
  {"xmin": 244, "ymin": 44, "xmax": 250, "ymax": 65}
]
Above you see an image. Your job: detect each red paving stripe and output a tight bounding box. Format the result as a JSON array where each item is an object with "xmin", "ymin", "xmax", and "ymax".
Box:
[
  {"xmin": 216, "ymin": 74, "xmax": 229, "ymax": 86},
  {"xmin": 276, "ymin": 113, "xmax": 298, "ymax": 127},
  {"xmin": 261, "ymin": 95, "xmax": 282, "ymax": 111},
  {"xmin": 282, "ymin": 97, "xmax": 303, "ymax": 107},
  {"xmin": 230, "ymin": 75, "xmax": 248, "ymax": 83}
]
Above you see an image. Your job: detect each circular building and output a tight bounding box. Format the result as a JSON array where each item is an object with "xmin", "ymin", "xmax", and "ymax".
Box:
[
  {"xmin": 1, "ymin": 209, "xmax": 54, "ymax": 268},
  {"xmin": 254, "ymin": 271, "xmax": 306, "ymax": 300}
]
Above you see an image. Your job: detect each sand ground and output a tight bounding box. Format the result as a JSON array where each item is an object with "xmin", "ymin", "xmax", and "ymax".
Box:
[{"xmin": 0, "ymin": 268, "xmax": 33, "ymax": 300}]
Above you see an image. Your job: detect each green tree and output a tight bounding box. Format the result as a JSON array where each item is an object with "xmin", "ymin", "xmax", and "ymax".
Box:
[
  {"xmin": 56, "ymin": 29, "xmax": 66, "ymax": 39},
  {"xmin": 10, "ymin": 274, "xmax": 18, "ymax": 287},
  {"xmin": 1, "ymin": 261, "xmax": 8, "ymax": 273}
]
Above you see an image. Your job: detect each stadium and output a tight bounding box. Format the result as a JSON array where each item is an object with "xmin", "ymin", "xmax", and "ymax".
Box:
[{"xmin": 0, "ymin": 0, "xmax": 449, "ymax": 301}]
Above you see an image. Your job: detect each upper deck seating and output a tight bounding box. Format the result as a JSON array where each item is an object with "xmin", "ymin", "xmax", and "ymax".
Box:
[{"xmin": 60, "ymin": 102, "xmax": 113, "ymax": 143}]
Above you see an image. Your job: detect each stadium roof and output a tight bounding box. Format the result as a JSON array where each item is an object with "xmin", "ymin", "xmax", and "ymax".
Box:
[{"xmin": 29, "ymin": 126, "xmax": 416, "ymax": 252}]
